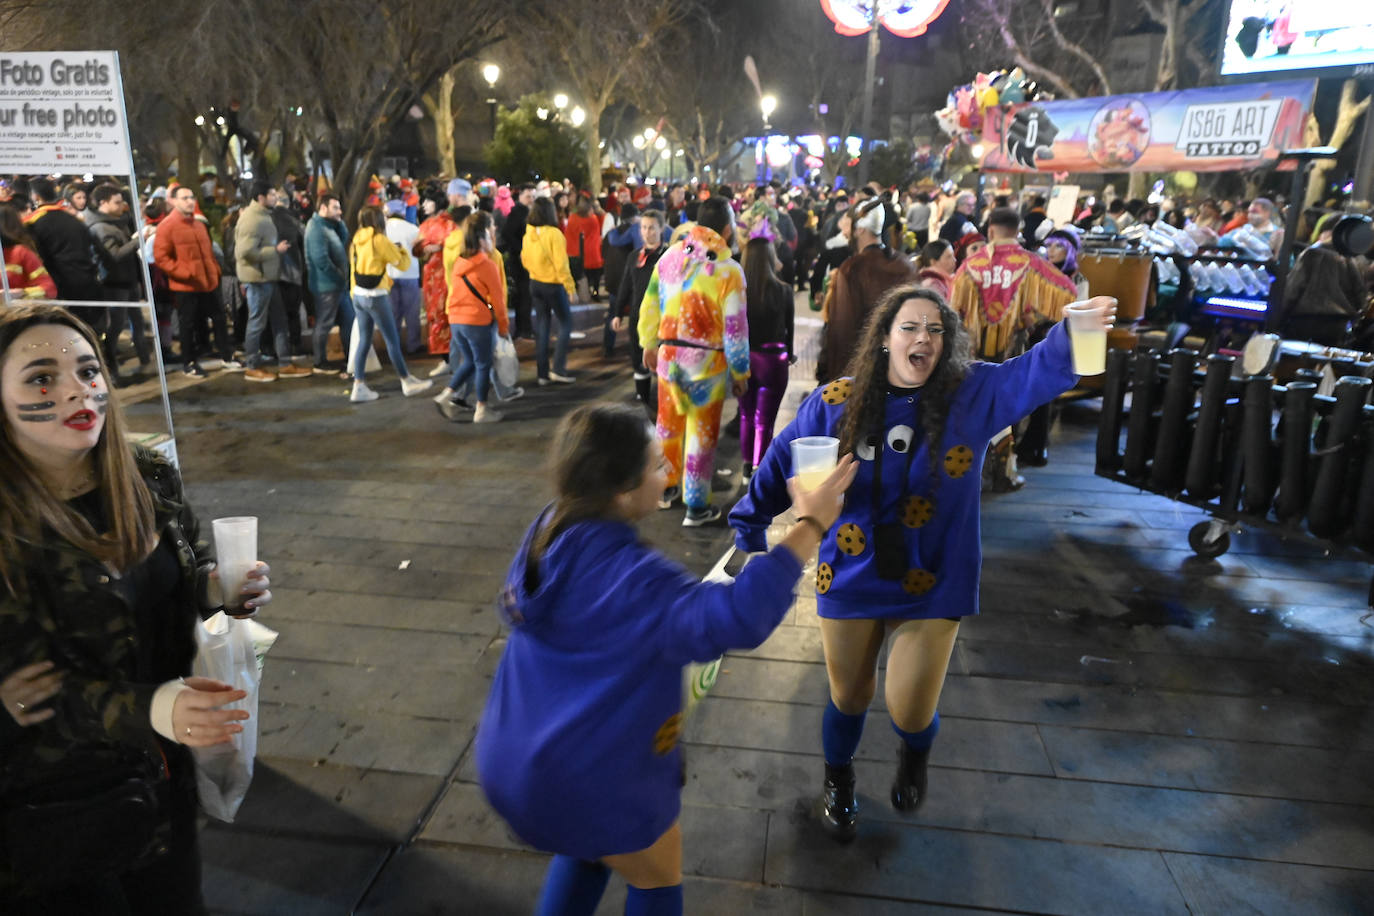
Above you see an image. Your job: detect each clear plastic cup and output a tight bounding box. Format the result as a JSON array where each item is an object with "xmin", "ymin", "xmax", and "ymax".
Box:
[
  {"xmin": 792, "ymin": 436, "xmax": 840, "ymax": 491},
  {"xmin": 1065, "ymin": 299, "xmax": 1114, "ymax": 376},
  {"xmin": 212, "ymin": 517, "xmax": 258, "ymax": 611}
]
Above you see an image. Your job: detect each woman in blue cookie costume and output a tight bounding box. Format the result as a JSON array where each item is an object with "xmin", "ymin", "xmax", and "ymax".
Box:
[
  {"xmin": 731, "ymin": 284, "xmax": 1115, "ymax": 842},
  {"xmin": 477, "ymin": 403, "xmax": 856, "ymax": 915}
]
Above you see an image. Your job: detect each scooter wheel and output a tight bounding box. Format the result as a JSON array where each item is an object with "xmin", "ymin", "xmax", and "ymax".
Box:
[{"xmin": 1188, "ymin": 521, "xmax": 1231, "ymax": 559}]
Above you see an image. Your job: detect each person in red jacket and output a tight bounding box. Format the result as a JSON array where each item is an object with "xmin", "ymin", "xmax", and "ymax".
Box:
[
  {"xmin": 438, "ymin": 211, "xmax": 509, "ymax": 424},
  {"xmin": 564, "ymin": 194, "xmax": 605, "ymax": 302},
  {"xmin": 1, "ymin": 205, "xmax": 57, "ymax": 301},
  {"xmin": 153, "ymin": 186, "xmax": 238, "ymax": 374}
]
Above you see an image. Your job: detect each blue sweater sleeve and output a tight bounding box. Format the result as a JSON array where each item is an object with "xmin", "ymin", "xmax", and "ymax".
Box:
[
  {"xmin": 968, "ymin": 319, "xmax": 1079, "ymax": 438},
  {"xmin": 729, "ymin": 388, "xmax": 833, "ymax": 552},
  {"xmin": 636, "ymin": 546, "xmax": 803, "ymax": 666}
]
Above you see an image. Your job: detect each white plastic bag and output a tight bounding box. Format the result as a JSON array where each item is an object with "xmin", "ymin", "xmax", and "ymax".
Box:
[
  {"xmin": 494, "ymin": 334, "xmax": 519, "ymax": 388},
  {"xmin": 347, "ymin": 320, "xmax": 382, "ymax": 374},
  {"xmin": 190, "ymin": 612, "xmax": 278, "ymax": 822}
]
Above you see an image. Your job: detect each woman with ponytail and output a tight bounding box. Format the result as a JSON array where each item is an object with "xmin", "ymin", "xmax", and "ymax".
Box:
[
  {"xmin": 477, "ymin": 402, "xmax": 856, "ymax": 915},
  {"xmin": 731, "ymin": 285, "xmax": 1115, "ymax": 843}
]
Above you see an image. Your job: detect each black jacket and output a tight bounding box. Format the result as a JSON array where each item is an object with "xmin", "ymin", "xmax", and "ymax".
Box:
[
  {"xmin": 27, "ymin": 206, "xmax": 101, "ymax": 300},
  {"xmin": 747, "ymin": 277, "xmax": 794, "ymax": 354},
  {"xmin": 618, "ymin": 243, "xmax": 668, "ymax": 324},
  {"xmin": 87, "ymin": 210, "xmax": 143, "ymax": 289}
]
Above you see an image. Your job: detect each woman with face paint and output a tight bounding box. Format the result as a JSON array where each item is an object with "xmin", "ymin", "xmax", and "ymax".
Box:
[
  {"xmin": 731, "ymin": 285, "xmax": 1115, "ymax": 843},
  {"xmin": 0, "ymin": 305, "xmax": 273, "ymax": 911}
]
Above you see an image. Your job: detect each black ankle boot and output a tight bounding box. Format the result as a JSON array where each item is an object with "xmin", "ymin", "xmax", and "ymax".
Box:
[
  {"xmin": 890, "ymin": 743, "xmax": 930, "ymax": 813},
  {"xmin": 819, "ymin": 762, "xmax": 858, "ymax": 843}
]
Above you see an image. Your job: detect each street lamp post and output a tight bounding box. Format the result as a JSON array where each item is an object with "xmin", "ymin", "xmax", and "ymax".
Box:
[
  {"xmin": 856, "ymin": 3, "xmax": 880, "ymax": 188},
  {"xmin": 483, "ymin": 64, "xmax": 500, "ymax": 137}
]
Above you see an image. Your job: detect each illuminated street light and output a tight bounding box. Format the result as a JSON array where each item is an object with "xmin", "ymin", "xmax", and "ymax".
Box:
[
  {"xmin": 553, "ymin": 93, "xmax": 568, "ymax": 110},
  {"xmin": 675, "ymin": 149, "xmax": 684, "ymax": 157},
  {"xmin": 482, "ymin": 63, "xmax": 500, "ymax": 88},
  {"xmin": 971, "ymin": 143, "xmax": 986, "ymax": 159},
  {"xmin": 215, "ymin": 116, "xmax": 226, "ymax": 127},
  {"xmin": 570, "ymin": 106, "xmax": 586, "ymax": 127},
  {"xmin": 660, "ymin": 149, "xmax": 671, "ymax": 160},
  {"xmin": 537, "ymin": 107, "xmax": 550, "ymax": 120},
  {"xmin": 654, "ymin": 136, "xmax": 667, "ymax": 151},
  {"xmin": 643, "ymin": 127, "xmax": 656, "ymax": 140},
  {"xmin": 632, "ymin": 136, "xmax": 645, "ymax": 149},
  {"xmin": 760, "ymin": 94, "xmax": 777, "ymax": 123},
  {"xmin": 194, "ymin": 115, "xmax": 205, "ymax": 126}
]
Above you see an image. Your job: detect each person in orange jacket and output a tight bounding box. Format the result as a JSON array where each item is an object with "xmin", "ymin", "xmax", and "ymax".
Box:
[{"xmin": 439, "ymin": 211, "xmax": 509, "ymax": 423}]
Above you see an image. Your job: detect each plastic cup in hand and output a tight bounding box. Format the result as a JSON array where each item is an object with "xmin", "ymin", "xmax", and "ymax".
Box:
[
  {"xmin": 1065, "ymin": 299, "xmax": 1114, "ymax": 376},
  {"xmin": 211, "ymin": 517, "xmax": 258, "ymax": 611},
  {"xmin": 792, "ymin": 436, "xmax": 840, "ymax": 491}
]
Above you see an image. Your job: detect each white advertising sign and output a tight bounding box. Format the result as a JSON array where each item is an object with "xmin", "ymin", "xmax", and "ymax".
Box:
[{"xmin": 0, "ymin": 51, "xmax": 129, "ymax": 175}]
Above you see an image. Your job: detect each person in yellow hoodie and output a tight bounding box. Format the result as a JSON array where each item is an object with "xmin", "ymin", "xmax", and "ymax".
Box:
[
  {"xmin": 520, "ymin": 197, "xmax": 577, "ymax": 385},
  {"xmin": 347, "ymin": 206, "xmax": 433, "ymax": 403}
]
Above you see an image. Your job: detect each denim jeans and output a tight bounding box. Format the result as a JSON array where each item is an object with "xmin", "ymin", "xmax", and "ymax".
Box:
[
  {"xmin": 311, "ymin": 289, "xmax": 354, "ymax": 365},
  {"xmin": 455, "ymin": 324, "xmax": 517, "ymax": 402},
  {"xmin": 390, "ymin": 278, "xmax": 422, "ymax": 353},
  {"xmin": 530, "ymin": 280, "xmax": 571, "ymax": 379},
  {"xmin": 243, "ymin": 280, "xmax": 290, "ymax": 368},
  {"xmin": 446, "ymin": 322, "xmax": 495, "ymax": 403},
  {"xmin": 351, "ymin": 292, "xmax": 410, "ymax": 381}
]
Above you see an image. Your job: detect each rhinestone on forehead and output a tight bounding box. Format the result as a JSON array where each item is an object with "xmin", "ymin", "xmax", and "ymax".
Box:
[{"xmin": 21, "ymin": 337, "xmax": 84, "ymax": 352}]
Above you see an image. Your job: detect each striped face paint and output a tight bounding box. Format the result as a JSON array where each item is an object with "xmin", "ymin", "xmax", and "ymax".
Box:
[
  {"xmin": 94, "ymin": 391, "xmax": 109, "ymax": 416},
  {"xmin": 16, "ymin": 401, "xmax": 57, "ymax": 422}
]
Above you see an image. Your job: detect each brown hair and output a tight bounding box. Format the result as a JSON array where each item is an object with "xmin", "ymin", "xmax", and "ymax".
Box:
[
  {"xmin": 0, "ymin": 305, "xmax": 158, "ymax": 596},
  {"xmin": 526, "ymin": 403, "xmax": 653, "ymax": 590},
  {"xmin": 461, "ymin": 210, "xmax": 494, "ymax": 259},
  {"xmin": 355, "ymin": 205, "xmax": 386, "ymax": 234},
  {"xmin": 836, "ymin": 284, "xmax": 973, "ymax": 476},
  {"xmin": 742, "ymin": 237, "xmax": 783, "ymax": 312},
  {"xmin": 0, "ymin": 204, "xmax": 36, "ymax": 251}
]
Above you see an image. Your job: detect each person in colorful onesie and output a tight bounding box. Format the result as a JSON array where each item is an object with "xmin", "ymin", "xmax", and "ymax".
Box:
[
  {"xmin": 731, "ymin": 284, "xmax": 1115, "ymax": 843},
  {"xmin": 637, "ymin": 197, "xmax": 750, "ymax": 527},
  {"xmin": 478, "ymin": 402, "xmax": 856, "ymax": 916},
  {"xmin": 949, "ymin": 207, "xmax": 1078, "ymax": 490}
]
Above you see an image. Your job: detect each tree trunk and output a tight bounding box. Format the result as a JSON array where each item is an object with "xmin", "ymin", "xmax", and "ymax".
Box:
[
  {"xmin": 176, "ymin": 116, "xmax": 200, "ymax": 185},
  {"xmin": 1303, "ymin": 80, "xmax": 1370, "ymax": 208},
  {"xmin": 585, "ymin": 102, "xmax": 605, "ymax": 196},
  {"xmin": 431, "ymin": 69, "xmax": 457, "ymax": 177}
]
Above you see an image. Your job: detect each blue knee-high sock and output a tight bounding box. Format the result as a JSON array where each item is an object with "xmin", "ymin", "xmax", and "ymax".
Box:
[
  {"xmin": 822, "ymin": 699, "xmax": 867, "ymax": 766},
  {"xmin": 892, "ymin": 711, "xmax": 940, "ymax": 750},
  {"xmin": 624, "ymin": 884, "xmax": 684, "ymax": 916},
  {"xmin": 535, "ymin": 855, "xmax": 611, "ymax": 916}
]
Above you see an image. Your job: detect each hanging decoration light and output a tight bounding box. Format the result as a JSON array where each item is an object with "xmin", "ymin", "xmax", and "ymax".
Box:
[{"xmin": 819, "ymin": 0, "xmax": 951, "ymax": 38}]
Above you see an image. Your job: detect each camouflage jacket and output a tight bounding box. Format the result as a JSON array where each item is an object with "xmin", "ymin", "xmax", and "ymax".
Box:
[{"xmin": 0, "ymin": 447, "xmax": 219, "ymax": 796}]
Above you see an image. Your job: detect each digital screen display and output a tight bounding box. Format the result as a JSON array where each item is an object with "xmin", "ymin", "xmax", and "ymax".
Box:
[{"xmin": 1219, "ymin": 3, "xmax": 1374, "ymax": 77}]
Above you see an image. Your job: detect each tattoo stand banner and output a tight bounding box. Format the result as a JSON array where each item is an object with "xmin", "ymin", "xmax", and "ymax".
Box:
[
  {"xmin": 0, "ymin": 50, "xmax": 178, "ymax": 464},
  {"xmin": 978, "ymin": 80, "xmax": 1317, "ymax": 174}
]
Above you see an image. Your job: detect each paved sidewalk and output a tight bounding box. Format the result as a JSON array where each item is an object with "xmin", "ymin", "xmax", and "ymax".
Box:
[{"xmin": 131, "ymin": 301, "xmax": 1374, "ymax": 915}]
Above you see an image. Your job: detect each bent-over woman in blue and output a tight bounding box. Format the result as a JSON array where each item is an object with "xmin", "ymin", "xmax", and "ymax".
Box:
[
  {"xmin": 477, "ymin": 403, "xmax": 856, "ymax": 915},
  {"xmin": 730, "ymin": 285, "xmax": 1115, "ymax": 842}
]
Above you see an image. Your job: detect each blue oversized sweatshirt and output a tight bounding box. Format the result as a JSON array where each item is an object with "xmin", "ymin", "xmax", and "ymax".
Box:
[
  {"xmin": 730, "ymin": 320, "xmax": 1077, "ymax": 620},
  {"xmin": 475, "ymin": 511, "xmax": 803, "ymax": 859}
]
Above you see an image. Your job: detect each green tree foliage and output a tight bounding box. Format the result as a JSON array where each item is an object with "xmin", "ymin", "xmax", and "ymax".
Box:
[{"xmin": 485, "ymin": 96, "xmax": 589, "ymax": 186}]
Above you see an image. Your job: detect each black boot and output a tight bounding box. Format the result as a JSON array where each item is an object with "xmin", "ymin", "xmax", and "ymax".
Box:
[
  {"xmin": 818, "ymin": 762, "xmax": 858, "ymax": 843},
  {"xmin": 890, "ymin": 742, "xmax": 931, "ymax": 813}
]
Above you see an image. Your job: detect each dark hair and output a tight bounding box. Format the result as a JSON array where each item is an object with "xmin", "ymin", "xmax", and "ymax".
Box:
[
  {"xmin": 987, "ymin": 207, "xmax": 1019, "ymax": 233},
  {"xmin": 145, "ymin": 198, "xmax": 167, "ymax": 220},
  {"xmin": 355, "ymin": 205, "xmax": 386, "ymax": 234},
  {"xmin": 0, "ymin": 304, "xmax": 158, "ymax": 596},
  {"xmin": 527, "ymin": 403, "xmax": 654, "ymax": 587},
  {"xmin": 461, "ymin": 209, "xmax": 494, "ymax": 258},
  {"xmin": 617, "ymin": 202, "xmax": 639, "ymax": 224},
  {"xmin": 0, "ymin": 205, "xmax": 36, "ymax": 250},
  {"xmin": 836, "ymin": 285, "xmax": 973, "ymax": 477},
  {"xmin": 318, "ymin": 193, "xmax": 341, "ymax": 211},
  {"xmin": 90, "ymin": 183, "xmax": 123, "ymax": 208},
  {"xmin": 527, "ymin": 196, "xmax": 558, "ymax": 228},
  {"xmin": 450, "ymin": 204, "xmax": 473, "ymax": 228},
  {"xmin": 249, "ymin": 178, "xmax": 273, "ymax": 201},
  {"xmin": 574, "ymin": 195, "xmax": 592, "ymax": 217},
  {"xmin": 1029, "ymin": 194, "xmax": 1046, "ymax": 208},
  {"xmin": 696, "ymin": 197, "xmax": 733, "ymax": 236},
  {"xmin": 917, "ymin": 239, "xmax": 952, "ymax": 269},
  {"xmin": 742, "ymin": 237, "xmax": 783, "ymax": 310},
  {"xmin": 518, "ymin": 182, "xmax": 537, "ymax": 193},
  {"xmin": 1107, "ymin": 199, "xmax": 1127, "ymax": 214},
  {"xmin": 29, "ymin": 178, "xmax": 58, "ymax": 204}
]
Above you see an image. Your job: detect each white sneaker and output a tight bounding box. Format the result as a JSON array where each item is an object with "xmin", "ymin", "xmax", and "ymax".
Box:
[
  {"xmin": 427, "ymin": 361, "xmax": 450, "ymax": 378},
  {"xmin": 401, "ymin": 375, "xmax": 434, "ymax": 397},
  {"xmin": 549, "ymin": 372, "xmax": 575, "ymax": 384},
  {"xmin": 220, "ymin": 359, "xmax": 245, "ymax": 372},
  {"xmin": 350, "ymin": 381, "xmax": 379, "ymax": 403},
  {"xmin": 433, "ymin": 386, "xmax": 455, "ymax": 405},
  {"xmin": 474, "ymin": 403, "xmax": 503, "ymax": 423},
  {"xmin": 499, "ymin": 386, "xmax": 525, "ymax": 402}
]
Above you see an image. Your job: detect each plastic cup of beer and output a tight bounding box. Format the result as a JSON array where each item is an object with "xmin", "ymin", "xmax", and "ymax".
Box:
[
  {"xmin": 211, "ymin": 517, "xmax": 258, "ymax": 611},
  {"xmin": 1064, "ymin": 298, "xmax": 1114, "ymax": 376},
  {"xmin": 792, "ymin": 436, "xmax": 840, "ymax": 491}
]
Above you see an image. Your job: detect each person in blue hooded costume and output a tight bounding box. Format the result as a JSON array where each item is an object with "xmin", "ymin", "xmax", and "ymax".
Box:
[
  {"xmin": 477, "ymin": 403, "xmax": 857, "ymax": 916},
  {"xmin": 730, "ymin": 284, "xmax": 1115, "ymax": 842}
]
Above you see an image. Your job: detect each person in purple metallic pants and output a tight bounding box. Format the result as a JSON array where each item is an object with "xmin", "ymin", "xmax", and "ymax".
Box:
[{"xmin": 739, "ymin": 238, "xmax": 795, "ymax": 480}]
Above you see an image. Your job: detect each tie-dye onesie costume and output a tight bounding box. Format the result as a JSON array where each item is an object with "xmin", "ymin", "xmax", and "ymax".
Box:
[{"xmin": 637, "ymin": 226, "xmax": 750, "ymax": 510}]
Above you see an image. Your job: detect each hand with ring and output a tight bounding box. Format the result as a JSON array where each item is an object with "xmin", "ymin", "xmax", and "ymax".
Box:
[
  {"xmin": 171, "ymin": 677, "xmax": 250, "ymax": 747},
  {"xmin": 1, "ymin": 660, "xmax": 63, "ymax": 727}
]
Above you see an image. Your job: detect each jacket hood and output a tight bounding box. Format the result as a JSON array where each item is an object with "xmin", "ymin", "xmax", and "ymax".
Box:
[
  {"xmin": 658, "ymin": 224, "xmax": 732, "ymax": 283},
  {"xmin": 499, "ymin": 510, "xmax": 635, "ymax": 630},
  {"xmin": 352, "ymin": 227, "xmax": 379, "ymax": 247},
  {"xmin": 454, "ymin": 250, "xmax": 488, "ymax": 277}
]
